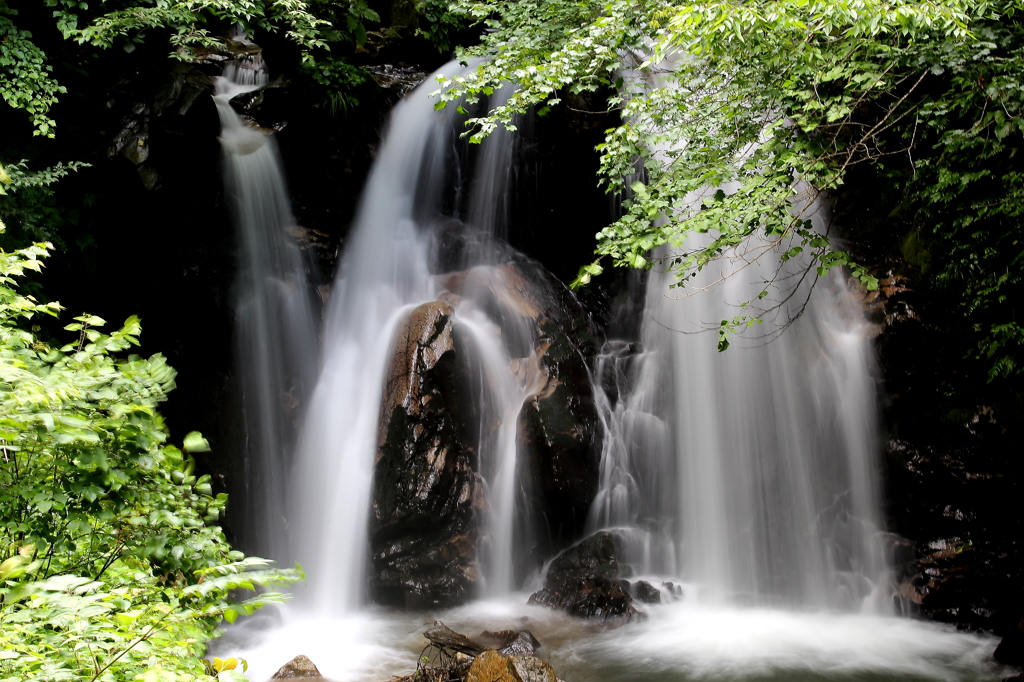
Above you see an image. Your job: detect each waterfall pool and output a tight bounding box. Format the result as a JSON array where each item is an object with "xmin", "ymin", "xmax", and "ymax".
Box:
[{"xmin": 215, "ymin": 594, "xmax": 1006, "ymax": 682}]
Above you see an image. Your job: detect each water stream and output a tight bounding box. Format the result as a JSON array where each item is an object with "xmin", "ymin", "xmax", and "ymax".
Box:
[
  {"xmin": 214, "ymin": 52, "xmax": 318, "ymax": 560},
  {"xmin": 588, "ymin": 202, "xmax": 890, "ymax": 610},
  {"xmin": 214, "ymin": 59, "xmax": 1010, "ymax": 682}
]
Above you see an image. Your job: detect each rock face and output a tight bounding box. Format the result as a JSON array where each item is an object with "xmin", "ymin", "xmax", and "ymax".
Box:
[
  {"xmin": 436, "ymin": 258, "xmax": 602, "ymax": 576},
  {"xmin": 271, "ymin": 655, "xmax": 322, "ymax": 679},
  {"xmin": 515, "ymin": 263, "xmax": 602, "ymax": 561},
  {"xmin": 369, "ymin": 256, "xmax": 603, "ymax": 607},
  {"xmin": 528, "ymin": 531, "xmax": 641, "ymax": 622},
  {"xmin": 369, "ymin": 301, "xmax": 484, "ymax": 607}
]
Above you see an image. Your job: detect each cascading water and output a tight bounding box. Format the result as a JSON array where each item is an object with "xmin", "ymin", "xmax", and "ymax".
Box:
[
  {"xmin": 287, "ymin": 66, "xmax": 538, "ymax": 612},
  {"xmin": 214, "ymin": 50, "xmax": 318, "ymax": 560},
  {"xmin": 216, "ymin": 59, "xmax": 1005, "ymax": 682},
  {"xmin": 589, "ymin": 192, "xmax": 890, "ymax": 609}
]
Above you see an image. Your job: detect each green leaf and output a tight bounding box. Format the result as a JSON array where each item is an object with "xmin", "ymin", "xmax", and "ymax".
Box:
[{"xmin": 183, "ymin": 431, "xmax": 211, "ymax": 453}]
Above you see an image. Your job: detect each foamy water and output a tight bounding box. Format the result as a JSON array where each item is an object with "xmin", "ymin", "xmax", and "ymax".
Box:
[{"xmin": 214, "ymin": 594, "xmax": 1006, "ymax": 682}]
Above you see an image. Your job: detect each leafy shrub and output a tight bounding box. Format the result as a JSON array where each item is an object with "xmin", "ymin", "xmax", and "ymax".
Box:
[{"xmin": 0, "ymin": 237, "xmax": 301, "ymax": 682}]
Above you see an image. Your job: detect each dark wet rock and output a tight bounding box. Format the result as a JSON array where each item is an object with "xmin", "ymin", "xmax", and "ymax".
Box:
[
  {"xmin": 632, "ymin": 579, "xmax": 662, "ymax": 604},
  {"xmin": 370, "ymin": 301, "xmax": 484, "ymax": 608},
  {"xmin": 366, "ymin": 64, "xmax": 429, "ymax": 105},
  {"xmin": 509, "ymin": 261, "xmax": 602, "ymax": 563},
  {"xmin": 995, "ymin": 616, "xmax": 1024, "ymax": 666},
  {"xmin": 528, "ymin": 531, "xmax": 642, "ymax": 622},
  {"xmin": 498, "ymin": 630, "xmax": 542, "ymax": 657},
  {"xmin": 477, "ymin": 629, "xmax": 517, "ymax": 649},
  {"xmin": 661, "ymin": 581, "xmax": 683, "ymax": 601},
  {"xmin": 229, "ymin": 73, "xmax": 291, "ymax": 132},
  {"xmin": 883, "ymin": 435, "xmax": 1024, "ymax": 632},
  {"xmin": 108, "ymin": 63, "xmax": 215, "ymax": 189},
  {"xmin": 271, "ymin": 655, "xmax": 322, "ymax": 679},
  {"xmin": 434, "ymin": 258, "xmax": 602, "ymax": 577}
]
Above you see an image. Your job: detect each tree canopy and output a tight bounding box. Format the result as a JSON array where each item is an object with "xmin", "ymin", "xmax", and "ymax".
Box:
[{"xmin": 435, "ymin": 0, "xmax": 1022, "ymax": 367}]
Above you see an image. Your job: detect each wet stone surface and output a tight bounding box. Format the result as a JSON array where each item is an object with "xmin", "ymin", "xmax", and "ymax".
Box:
[
  {"xmin": 528, "ymin": 531, "xmax": 643, "ymax": 622},
  {"xmin": 370, "ymin": 301, "xmax": 483, "ymax": 608}
]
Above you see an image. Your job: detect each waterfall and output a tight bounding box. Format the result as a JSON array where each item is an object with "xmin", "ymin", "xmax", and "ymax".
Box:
[
  {"xmin": 213, "ymin": 56, "xmax": 1000, "ymax": 682},
  {"xmin": 588, "ymin": 192, "xmax": 891, "ymax": 610},
  {"xmin": 214, "ymin": 51, "xmax": 318, "ymax": 560},
  {"xmin": 287, "ymin": 65, "xmax": 538, "ymax": 612}
]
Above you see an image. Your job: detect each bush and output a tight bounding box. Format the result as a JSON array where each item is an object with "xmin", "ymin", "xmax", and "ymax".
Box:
[{"xmin": 0, "ymin": 237, "xmax": 300, "ymax": 682}]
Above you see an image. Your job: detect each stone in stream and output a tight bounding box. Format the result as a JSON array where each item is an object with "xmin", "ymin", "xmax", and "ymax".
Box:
[
  {"xmin": 465, "ymin": 651, "xmax": 557, "ymax": 682},
  {"xmin": 271, "ymin": 654, "xmax": 322, "ymax": 679},
  {"xmin": 632, "ymin": 579, "xmax": 662, "ymax": 604},
  {"xmin": 528, "ymin": 531, "xmax": 643, "ymax": 622},
  {"xmin": 498, "ymin": 630, "xmax": 543, "ymax": 657},
  {"xmin": 369, "ymin": 301, "xmax": 483, "ymax": 608}
]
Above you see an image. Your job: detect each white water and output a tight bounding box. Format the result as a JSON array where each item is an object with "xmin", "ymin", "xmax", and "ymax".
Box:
[
  {"xmin": 587, "ymin": 196, "xmax": 890, "ymax": 610},
  {"xmin": 214, "ymin": 59, "xmax": 1007, "ymax": 682},
  {"xmin": 286, "ymin": 65, "xmax": 539, "ymax": 611},
  {"xmin": 214, "ymin": 52, "xmax": 318, "ymax": 559},
  {"xmin": 217, "ymin": 596, "xmax": 1007, "ymax": 682}
]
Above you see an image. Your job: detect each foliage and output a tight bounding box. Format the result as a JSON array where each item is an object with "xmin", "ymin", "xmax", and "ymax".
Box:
[
  {"xmin": 299, "ymin": 55, "xmax": 373, "ymax": 115},
  {"xmin": 0, "ymin": 160, "xmax": 90, "ymax": 250},
  {"xmin": 0, "ymin": 238, "xmax": 302, "ymax": 681},
  {"xmin": 50, "ymin": 0, "xmax": 331, "ymax": 55},
  {"xmin": 0, "ymin": 0, "xmax": 381, "ymax": 137},
  {"xmin": 415, "ymin": 0, "xmax": 468, "ymax": 54},
  {"xmin": 0, "ymin": 560, "xmax": 295, "ymax": 682},
  {"xmin": 890, "ymin": 17, "xmax": 1024, "ymax": 381},
  {"xmin": 430, "ymin": 0, "xmax": 1004, "ymax": 344},
  {"xmin": 0, "ymin": 2, "xmax": 67, "ymax": 138}
]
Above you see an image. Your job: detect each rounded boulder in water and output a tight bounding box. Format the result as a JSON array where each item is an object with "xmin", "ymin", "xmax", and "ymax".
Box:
[
  {"xmin": 271, "ymin": 654, "xmax": 323, "ymax": 679},
  {"xmin": 466, "ymin": 651, "xmax": 557, "ymax": 682}
]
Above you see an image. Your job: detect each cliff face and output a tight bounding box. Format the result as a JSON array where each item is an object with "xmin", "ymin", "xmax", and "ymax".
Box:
[{"xmin": 838, "ymin": 176, "xmax": 1023, "ymax": 638}]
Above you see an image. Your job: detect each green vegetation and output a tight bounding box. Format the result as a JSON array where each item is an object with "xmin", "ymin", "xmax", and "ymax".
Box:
[
  {"xmin": 0, "ymin": 236, "xmax": 301, "ymax": 681},
  {"xmin": 1, "ymin": 0, "xmax": 381, "ymax": 137},
  {"xmin": 1, "ymin": 0, "xmax": 1022, "ymax": 672},
  {"xmin": 435, "ymin": 0, "xmax": 1022, "ymax": 363}
]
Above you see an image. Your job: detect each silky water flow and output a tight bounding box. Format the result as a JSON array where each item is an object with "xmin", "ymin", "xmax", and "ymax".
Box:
[
  {"xmin": 214, "ymin": 52, "xmax": 318, "ymax": 561},
  {"xmin": 588, "ymin": 196, "xmax": 890, "ymax": 611},
  {"xmin": 214, "ymin": 64, "xmax": 1008, "ymax": 682}
]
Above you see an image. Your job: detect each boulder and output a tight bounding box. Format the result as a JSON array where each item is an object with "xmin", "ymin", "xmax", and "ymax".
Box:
[
  {"xmin": 436, "ymin": 258, "xmax": 602, "ymax": 575},
  {"xmin": 498, "ymin": 630, "xmax": 542, "ymax": 657},
  {"xmin": 369, "ymin": 301, "xmax": 484, "ymax": 607},
  {"xmin": 271, "ymin": 655, "xmax": 322, "ymax": 679},
  {"xmin": 528, "ymin": 531, "xmax": 642, "ymax": 622},
  {"xmin": 632, "ymin": 579, "xmax": 662, "ymax": 604},
  {"xmin": 370, "ymin": 255, "xmax": 602, "ymax": 603},
  {"xmin": 509, "ymin": 655, "xmax": 558, "ymax": 682},
  {"xmin": 465, "ymin": 651, "xmax": 557, "ymax": 682}
]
